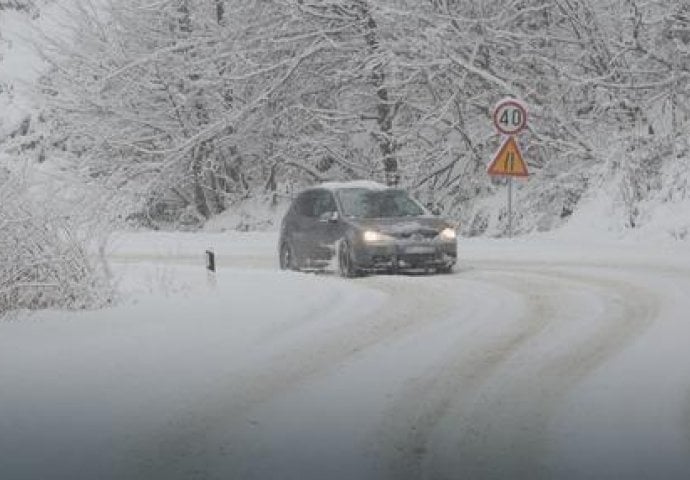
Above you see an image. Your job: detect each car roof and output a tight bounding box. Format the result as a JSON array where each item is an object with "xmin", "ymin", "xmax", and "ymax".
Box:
[{"xmin": 306, "ymin": 180, "xmax": 390, "ymax": 193}]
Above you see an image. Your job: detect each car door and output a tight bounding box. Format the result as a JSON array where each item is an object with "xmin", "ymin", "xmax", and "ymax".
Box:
[{"xmin": 308, "ymin": 190, "xmax": 344, "ymax": 261}]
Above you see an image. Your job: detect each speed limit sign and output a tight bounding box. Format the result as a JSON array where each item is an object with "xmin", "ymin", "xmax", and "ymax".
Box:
[{"xmin": 493, "ymin": 98, "xmax": 527, "ymax": 135}]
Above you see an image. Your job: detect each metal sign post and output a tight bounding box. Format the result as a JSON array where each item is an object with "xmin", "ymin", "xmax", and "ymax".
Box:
[
  {"xmin": 488, "ymin": 98, "xmax": 529, "ymax": 237},
  {"xmin": 508, "ymin": 177, "xmax": 513, "ymax": 237}
]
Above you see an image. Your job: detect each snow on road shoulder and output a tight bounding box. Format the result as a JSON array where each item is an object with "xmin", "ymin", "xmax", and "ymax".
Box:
[
  {"xmin": 0, "ymin": 231, "xmax": 386, "ymax": 480},
  {"xmin": 108, "ymin": 230, "xmax": 278, "ymax": 259},
  {"xmin": 107, "ymin": 230, "xmax": 280, "ymax": 297}
]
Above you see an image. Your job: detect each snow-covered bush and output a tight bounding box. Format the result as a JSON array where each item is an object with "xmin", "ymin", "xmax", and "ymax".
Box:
[{"xmin": 0, "ymin": 171, "xmax": 111, "ymax": 317}]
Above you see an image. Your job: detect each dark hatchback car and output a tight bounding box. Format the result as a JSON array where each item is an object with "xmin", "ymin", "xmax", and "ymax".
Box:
[{"xmin": 278, "ymin": 181, "xmax": 457, "ymax": 276}]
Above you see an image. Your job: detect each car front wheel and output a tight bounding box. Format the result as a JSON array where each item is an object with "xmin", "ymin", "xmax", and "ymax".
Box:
[
  {"xmin": 437, "ymin": 264, "xmax": 455, "ymax": 274},
  {"xmin": 338, "ymin": 240, "xmax": 359, "ymax": 278}
]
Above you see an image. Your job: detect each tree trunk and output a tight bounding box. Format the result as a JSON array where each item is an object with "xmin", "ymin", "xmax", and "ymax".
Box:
[
  {"xmin": 357, "ymin": 1, "xmax": 399, "ymax": 186},
  {"xmin": 215, "ymin": 0, "xmax": 225, "ymax": 25},
  {"xmin": 191, "ymin": 149, "xmax": 211, "ymax": 219},
  {"xmin": 177, "ymin": 0, "xmax": 191, "ymax": 35}
]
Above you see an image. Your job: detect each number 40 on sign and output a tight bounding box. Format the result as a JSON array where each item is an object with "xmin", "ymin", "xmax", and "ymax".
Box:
[{"xmin": 493, "ymin": 98, "xmax": 528, "ymax": 136}]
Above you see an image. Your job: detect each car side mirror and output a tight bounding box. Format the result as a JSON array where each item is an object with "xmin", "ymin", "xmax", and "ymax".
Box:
[
  {"xmin": 426, "ymin": 202, "xmax": 442, "ymax": 216},
  {"xmin": 319, "ymin": 211, "xmax": 340, "ymax": 223}
]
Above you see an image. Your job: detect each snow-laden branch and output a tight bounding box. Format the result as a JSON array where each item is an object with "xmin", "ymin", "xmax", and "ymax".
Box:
[{"xmin": 446, "ymin": 51, "xmax": 519, "ymax": 96}]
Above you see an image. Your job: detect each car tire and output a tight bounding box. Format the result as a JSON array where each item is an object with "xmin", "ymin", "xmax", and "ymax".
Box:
[
  {"xmin": 279, "ymin": 242, "xmax": 298, "ymax": 271},
  {"xmin": 437, "ymin": 264, "xmax": 455, "ymax": 274},
  {"xmin": 338, "ymin": 240, "xmax": 359, "ymax": 278}
]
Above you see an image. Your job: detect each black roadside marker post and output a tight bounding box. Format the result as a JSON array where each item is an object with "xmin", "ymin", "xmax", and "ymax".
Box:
[
  {"xmin": 206, "ymin": 249, "xmax": 216, "ymax": 272},
  {"xmin": 206, "ymin": 249, "xmax": 216, "ymax": 288}
]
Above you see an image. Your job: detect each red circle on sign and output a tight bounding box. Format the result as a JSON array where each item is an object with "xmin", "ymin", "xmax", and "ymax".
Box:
[{"xmin": 493, "ymin": 99, "xmax": 528, "ymax": 136}]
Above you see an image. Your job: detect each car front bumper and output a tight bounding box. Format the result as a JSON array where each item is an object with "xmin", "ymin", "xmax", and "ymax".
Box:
[{"xmin": 351, "ymin": 240, "xmax": 457, "ymax": 271}]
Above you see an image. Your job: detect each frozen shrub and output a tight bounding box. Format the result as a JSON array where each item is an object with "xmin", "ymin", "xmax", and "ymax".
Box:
[{"xmin": 0, "ymin": 173, "xmax": 111, "ymax": 317}]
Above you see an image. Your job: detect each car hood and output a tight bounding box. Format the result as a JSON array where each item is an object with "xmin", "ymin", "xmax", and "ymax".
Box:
[{"xmin": 347, "ymin": 216, "xmax": 453, "ymax": 237}]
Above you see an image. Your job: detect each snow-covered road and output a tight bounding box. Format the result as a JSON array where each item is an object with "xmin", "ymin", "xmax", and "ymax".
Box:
[{"xmin": 2, "ymin": 232, "xmax": 690, "ymax": 479}]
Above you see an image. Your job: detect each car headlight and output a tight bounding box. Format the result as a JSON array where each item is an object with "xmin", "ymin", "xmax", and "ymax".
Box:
[
  {"xmin": 439, "ymin": 227, "xmax": 456, "ymax": 241},
  {"xmin": 363, "ymin": 230, "xmax": 394, "ymax": 243}
]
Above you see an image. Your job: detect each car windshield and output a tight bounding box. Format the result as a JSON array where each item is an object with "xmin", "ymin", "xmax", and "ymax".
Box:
[{"xmin": 337, "ymin": 188, "xmax": 425, "ymax": 218}]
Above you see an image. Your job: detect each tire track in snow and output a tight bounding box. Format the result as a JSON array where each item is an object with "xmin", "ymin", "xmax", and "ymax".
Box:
[
  {"xmin": 381, "ymin": 264, "xmax": 660, "ymax": 480},
  {"xmin": 380, "ymin": 269, "xmax": 562, "ymax": 480},
  {"xmin": 443, "ymin": 268, "xmax": 659, "ymax": 480},
  {"xmin": 111, "ymin": 248, "xmax": 668, "ymax": 479},
  {"xmin": 126, "ymin": 274, "xmax": 467, "ymax": 480}
]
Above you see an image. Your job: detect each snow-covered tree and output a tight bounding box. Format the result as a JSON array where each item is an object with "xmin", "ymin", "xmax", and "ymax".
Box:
[{"xmin": 37, "ymin": 0, "xmax": 690, "ymax": 234}]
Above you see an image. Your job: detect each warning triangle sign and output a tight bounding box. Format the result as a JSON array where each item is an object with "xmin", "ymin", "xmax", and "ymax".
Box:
[{"xmin": 487, "ymin": 136, "xmax": 529, "ymax": 177}]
